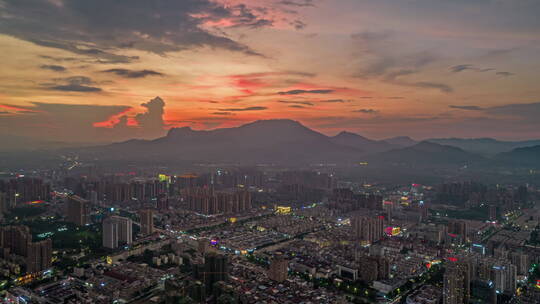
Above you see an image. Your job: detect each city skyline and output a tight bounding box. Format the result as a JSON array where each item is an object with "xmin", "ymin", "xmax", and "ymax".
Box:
[
  {"xmin": 1, "ymin": 0, "xmax": 540, "ymax": 143},
  {"xmin": 1, "ymin": 2, "xmax": 540, "ymax": 302}
]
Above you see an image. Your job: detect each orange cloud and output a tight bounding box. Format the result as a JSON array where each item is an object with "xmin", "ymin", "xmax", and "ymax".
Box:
[
  {"xmin": 0, "ymin": 104, "xmax": 39, "ymax": 113},
  {"xmin": 93, "ymin": 107, "xmax": 133, "ymax": 128}
]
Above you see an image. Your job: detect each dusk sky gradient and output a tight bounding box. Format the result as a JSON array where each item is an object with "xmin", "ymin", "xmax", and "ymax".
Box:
[{"xmin": 1, "ymin": 0, "xmax": 540, "ymax": 144}]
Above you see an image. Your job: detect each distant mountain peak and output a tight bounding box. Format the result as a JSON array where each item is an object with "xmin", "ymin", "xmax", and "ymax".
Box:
[
  {"xmin": 330, "ymin": 130, "xmax": 397, "ymax": 153},
  {"xmin": 333, "ymin": 130, "xmax": 372, "ymax": 141},
  {"xmin": 166, "ymin": 126, "xmax": 195, "ymax": 137},
  {"xmin": 237, "ymin": 119, "xmax": 320, "ymax": 136},
  {"xmin": 242, "ymin": 119, "xmax": 303, "ymax": 127},
  {"xmin": 413, "ymin": 141, "xmax": 461, "ymax": 151},
  {"xmin": 427, "ymin": 137, "xmax": 540, "ymax": 154},
  {"xmin": 390, "ymin": 136, "xmax": 414, "ymax": 141},
  {"xmin": 335, "ymin": 130, "xmax": 361, "ymax": 137},
  {"xmin": 384, "ymin": 136, "xmax": 417, "ymax": 147}
]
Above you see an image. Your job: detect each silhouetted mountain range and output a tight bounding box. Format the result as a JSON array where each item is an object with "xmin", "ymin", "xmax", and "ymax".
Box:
[
  {"xmin": 0, "ymin": 118, "xmax": 537, "ymax": 174},
  {"xmin": 368, "ymin": 141, "xmax": 486, "ymax": 166},
  {"xmin": 427, "ymin": 138, "xmax": 540, "ymax": 155},
  {"xmin": 330, "ymin": 131, "xmax": 396, "ymax": 153},
  {"xmin": 383, "ymin": 136, "xmax": 418, "ymax": 147},
  {"xmin": 72, "ymin": 119, "xmax": 535, "ymax": 168},
  {"xmin": 496, "ymin": 145, "xmax": 540, "ymax": 166},
  {"xmin": 81, "ymin": 119, "xmax": 359, "ymax": 164}
]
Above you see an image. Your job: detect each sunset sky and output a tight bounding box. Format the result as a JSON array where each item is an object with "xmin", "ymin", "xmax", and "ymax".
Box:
[{"xmin": 1, "ymin": 0, "xmax": 540, "ymax": 144}]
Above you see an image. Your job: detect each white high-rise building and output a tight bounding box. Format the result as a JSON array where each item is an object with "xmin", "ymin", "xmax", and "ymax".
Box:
[
  {"xmin": 102, "ymin": 217, "xmax": 119, "ymax": 249},
  {"xmin": 491, "ymin": 263, "xmax": 517, "ymax": 295},
  {"xmin": 112, "ymin": 216, "xmax": 133, "ymax": 245}
]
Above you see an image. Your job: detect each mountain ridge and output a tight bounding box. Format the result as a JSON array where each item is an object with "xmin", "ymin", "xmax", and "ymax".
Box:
[
  {"xmin": 72, "ymin": 119, "xmax": 494, "ymax": 167},
  {"xmin": 427, "ymin": 137, "xmax": 540, "ymax": 154}
]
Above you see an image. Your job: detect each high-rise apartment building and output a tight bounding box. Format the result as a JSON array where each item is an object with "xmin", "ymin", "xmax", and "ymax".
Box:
[
  {"xmin": 200, "ymin": 252, "xmax": 229, "ymax": 293},
  {"xmin": 329, "ymin": 190, "xmax": 383, "ymax": 212},
  {"xmin": 102, "ymin": 217, "xmax": 119, "ymax": 249},
  {"xmin": 351, "ymin": 216, "xmax": 384, "ymax": 245},
  {"xmin": 67, "ymin": 195, "xmax": 90, "ymax": 226},
  {"xmin": 103, "ymin": 216, "xmax": 133, "ymax": 249},
  {"xmin": 185, "ymin": 188, "xmax": 252, "ymax": 215},
  {"xmin": 358, "ymin": 256, "xmax": 390, "ymax": 282},
  {"xmin": 491, "ymin": 263, "xmax": 517, "ymax": 295},
  {"xmin": 139, "ymin": 209, "xmax": 154, "ymax": 235},
  {"xmin": 26, "ymin": 239, "xmax": 52, "ymax": 273},
  {"xmin": 268, "ymin": 253, "xmax": 289, "ymax": 282},
  {"xmin": 0, "ymin": 177, "xmax": 51, "ymax": 207},
  {"xmin": 443, "ymin": 261, "xmax": 471, "ymax": 304},
  {"xmin": 112, "ymin": 216, "xmax": 133, "ymax": 245},
  {"xmin": 447, "ymin": 220, "xmax": 468, "ymax": 243},
  {"xmin": 0, "ymin": 225, "xmax": 32, "ymax": 256},
  {"xmin": 0, "ymin": 226, "xmax": 52, "ymax": 274}
]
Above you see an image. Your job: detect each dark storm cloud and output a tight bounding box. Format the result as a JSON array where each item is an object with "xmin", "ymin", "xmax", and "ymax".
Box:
[
  {"xmin": 219, "ymin": 4, "xmax": 274, "ymax": 29},
  {"xmin": 45, "ymin": 76, "xmax": 102, "ymax": 92},
  {"xmin": 449, "ymin": 64, "xmax": 493, "ymax": 73},
  {"xmin": 34, "ymin": 40, "xmax": 139, "ymax": 64},
  {"xmin": 218, "ymin": 106, "xmax": 268, "ymax": 111},
  {"xmin": 352, "ymin": 31, "xmax": 438, "ymax": 78},
  {"xmin": 102, "ymin": 69, "xmax": 164, "ymax": 78},
  {"xmin": 449, "ymin": 105, "xmax": 483, "ymax": 111},
  {"xmin": 49, "ymin": 84, "xmax": 102, "ymax": 92},
  {"xmin": 351, "ymin": 31, "xmax": 453, "ymax": 93},
  {"xmin": 277, "ymin": 89, "xmax": 334, "ymax": 95},
  {"xmin": 353, "ymin": 109, "xmax": 379, "ymax": 114},
  {"xmin": 40, "ymin": 54, "xmax": 121, "ymax": 65},
  {"xmin": 450, "ymin": 64, "xmax": 474, "ymax": 73},
  {"xmin": 279, "ymin": 0, "xmax": 315, "ymax": 7},
  {"xmin": 212, "ymin": 112, "xmax": 235, "ymax": 115},
  {"xmin": 290, "ymin": 20, "xmax": 307, "ymax": 30},
  {"xmin": 278, "ymin": 100, "xmax": 314, "ymax": 106},
  {"xmin": 39, "ymin": 55, "xmax": 79, "ymax": 62},
  {"xmin": 496, "ymin": 72, "xmax": 515, "ymax": 77},
  {"xmin": 380, "ymin": 69, "xmax": 453, "ymax": 93},
  {"xmin": 0, "ymin": 0, "xmax": 269, "ymax": 59},
  {"xmin": 135, "ymin": 97, "xmax": 166, "ymax": 133},
  {"xmin": 320, "ymin": 99, "xmax": 350, "ymax": 103},
  {"xmin": 40, "ymin": 65, "xmax": 67, "ymax": 72},
  {"xmin": 241, "ymin": 19, "xmax": 274, "ymax": 29},
  {"xmin": 413, "ymin": 82, "xmax": 453, "ymax": 93},
  {"xmin": 449, "ymin": 64, "xmax": 514, "ymax": 77}
]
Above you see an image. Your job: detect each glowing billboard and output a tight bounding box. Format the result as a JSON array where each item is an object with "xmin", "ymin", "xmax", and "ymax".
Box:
[{"xmin": 276, "ymin": 206, "xmax": 291, "ymax": 214}]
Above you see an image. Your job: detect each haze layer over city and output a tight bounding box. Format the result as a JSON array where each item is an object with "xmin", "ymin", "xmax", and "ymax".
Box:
[{"xmin": 0, "ymin": 1, "xmax": 539, "ymax": 304}]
